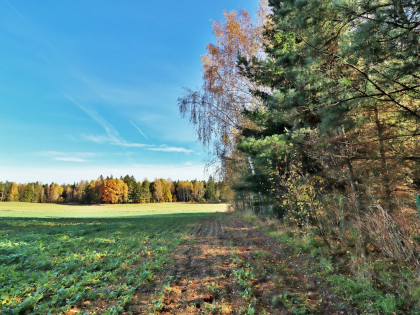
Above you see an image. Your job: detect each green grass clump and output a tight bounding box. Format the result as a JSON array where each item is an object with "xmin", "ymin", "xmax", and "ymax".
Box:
[{"xmin": 327, "ymin": 275, "xmax": 399, "ymax": 313}]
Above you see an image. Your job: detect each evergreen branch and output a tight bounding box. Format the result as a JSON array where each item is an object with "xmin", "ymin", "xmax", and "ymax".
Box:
[
  {"xmin": 296, "ymin": 33, "xmax": 420, "ymax": 120},
  {"xmin": 331, "ymin": 84, "xmax": 420, "ymax": 105}
]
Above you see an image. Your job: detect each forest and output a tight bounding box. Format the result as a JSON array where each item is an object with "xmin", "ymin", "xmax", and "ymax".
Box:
[{"xmin": 0, "ymin": 176, "xmax": 230, "ymax": 204}]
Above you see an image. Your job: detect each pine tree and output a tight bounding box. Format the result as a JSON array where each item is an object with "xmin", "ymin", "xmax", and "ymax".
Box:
[
  {"xmin": 204, "ymin": 176, "xmax": 218, "ymax": 202},
  {"xmin": 140, "ymin": 180, "xmax": 151, "ymax": 203},
  {"xmin": 237, "ymin": 0, "xmax": 419, "ymax": 216}
]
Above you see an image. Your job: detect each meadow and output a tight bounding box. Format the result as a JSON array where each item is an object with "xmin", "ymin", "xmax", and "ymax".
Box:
[
  {"xmin": 0, "ymin": 203, "xmax": 226, "ymax": 313},
  {"xmin": 0, "ymin": 202, "xmax": 228, "ymax": 218}
]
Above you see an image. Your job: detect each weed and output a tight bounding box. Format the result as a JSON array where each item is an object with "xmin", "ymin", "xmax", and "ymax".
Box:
[{"xmin": 206, "ymin": 282, "xmax": 217, "ymax": 293}]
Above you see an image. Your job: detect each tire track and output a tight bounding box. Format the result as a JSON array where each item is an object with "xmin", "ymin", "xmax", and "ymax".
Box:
[
  {"xmin": 135, "ymin": 217, "xmax": 236, "ymax": 314},
  {"xmin": 126, "ymin": 214, "xmax": 354, "ymax": 314}
]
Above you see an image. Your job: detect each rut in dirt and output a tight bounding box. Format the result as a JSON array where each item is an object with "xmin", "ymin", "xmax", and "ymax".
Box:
[{"xmin": 127, "ymin": 215, "xmax": 352, "ymax": 314}]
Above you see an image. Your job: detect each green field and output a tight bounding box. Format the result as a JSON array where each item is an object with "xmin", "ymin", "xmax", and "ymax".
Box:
[
  {"xmin": 2, "ymin": 203, "xmax": 417, "ymax": 313},
  {"xmin": 0, "ymin": 202, "xmax": 228, "ymax": 218},
  {"xmin": 0, "ymin": 202, "xmax": 226, "ymax": 313}
]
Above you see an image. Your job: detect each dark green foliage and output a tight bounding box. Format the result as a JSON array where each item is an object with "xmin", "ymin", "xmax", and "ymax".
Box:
[
  {"xmin": 122, "ymin": 175, "xmax": 137, "ymax": 202},
  {"xmin": 130, "ymin": 181, "xmax": 143, "ymax": 203},
  {"xmin": 235, "ymin": 0, "xmax": 419, "ymax": 217},
  {"xmin": 18, "ymin": 183, "xmax": 41, "ymax": 203},
  {"xmin": 140, "ymin": 180, "xmax": 151, "ymax": 203},
  {"xmin": 204, "ymin": 176, "xmax": 218, "ymax": 202},
  {"xmin": 0, "ymin": 182, "xmax": 5, "ymax": 201},
  {"xmin": 81, "ymin": 182, "xmax": 100, "ymax": 204}
]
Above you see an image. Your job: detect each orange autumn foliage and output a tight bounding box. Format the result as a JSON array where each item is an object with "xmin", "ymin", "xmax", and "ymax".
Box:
[{"xmin": 99, "ymin": 179, "xmax": 128, "ymax": 204}]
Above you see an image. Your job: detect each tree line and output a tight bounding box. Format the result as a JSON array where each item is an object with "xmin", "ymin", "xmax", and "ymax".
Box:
[{"xmin": 0, "ymin": 176, "xmax": 231, "ymax": 204}]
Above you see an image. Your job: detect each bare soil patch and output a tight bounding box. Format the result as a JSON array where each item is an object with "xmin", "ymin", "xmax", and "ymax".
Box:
[{"xmin": 127, "ymin": 214, "xmax": 353, "ymax": 314}]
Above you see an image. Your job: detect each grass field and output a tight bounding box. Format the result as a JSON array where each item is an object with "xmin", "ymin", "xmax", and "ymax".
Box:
[
  {"xmin": 2, "ymin": 202, "xmax": 417, "ymax": 314},
  {"xmin": 0, "ymin": 202, "xmax": 228, "ymax": 218},
  {"xmin": 0, "ymin": 202, "xmax": 226, "ymax": 313}
]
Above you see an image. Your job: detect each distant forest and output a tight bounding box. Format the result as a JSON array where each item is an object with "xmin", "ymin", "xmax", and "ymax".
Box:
[{"xmin": 0, "ymin": 176, "xmax": 232, "ymax": 204}]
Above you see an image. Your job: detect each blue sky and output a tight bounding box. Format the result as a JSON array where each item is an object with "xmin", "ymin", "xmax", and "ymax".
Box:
[{"xmin": 0, "ymin": 0, "xmax": 257, "ymax": 183}]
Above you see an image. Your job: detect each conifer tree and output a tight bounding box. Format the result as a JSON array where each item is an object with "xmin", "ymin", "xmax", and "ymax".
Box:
[{"xmin": 237, "ymin": 0, "xmax": 419, "ymax": 215}]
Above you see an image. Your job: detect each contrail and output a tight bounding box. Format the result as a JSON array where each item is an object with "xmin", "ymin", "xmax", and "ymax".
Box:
[
  {"xmin": 3, "ymin": 0, "xmax": 151, "ymax": 149},
  {"xmin": 129, "ymin": 120, "xmax": 149, "ymax": 141},
  {"xmin": 62, "ymin": 94, "xmax": 115, "ymax": 137},
  {"xmin": 2, "ymin": 0, "xmax": 72, "ymax": 66}
]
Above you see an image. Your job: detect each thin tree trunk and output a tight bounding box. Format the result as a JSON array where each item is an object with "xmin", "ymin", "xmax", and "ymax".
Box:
[
  {"xmin": 339, "ymin": 127, "xmax": 363, "ymax": 213},
  {"xmin": 373, "ymin": 106, "xmax": 393, "ymax": 213},
  {"xmin": 247, "ymin": 156, "xmax": 267, "ymax": 214}
]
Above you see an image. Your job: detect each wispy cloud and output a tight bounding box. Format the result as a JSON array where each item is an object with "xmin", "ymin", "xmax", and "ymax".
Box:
[
  {"xmin": 63, "ymin": 95, "xmax": 192, "ymax": 154},
  {"xmin": 80, "ymin": 133, "xmax": 192, "ymax": 153},
  {"xmin": 129, "ymin": 120, "xmax": 149, "ymax": 140},
  {"xmin": 115, "ymin": 142, "xmax": 149, "ymax": 148},
  {"xmin": 37, "ymin": 151, "xmax": 97, "ymax": 158},
  {"xmin": 1, "ymin": 0, "xmax": 72, "ymax": 66},
  {"xmin": 81, "ymin": 134, "xmax": 148, "ymax": 148},
  {"xmin": 64, "ymin": 94, "xmax": 119, "ymax": 138},
  {"xmin": 147, "ymin": 146, "xmax": 193, "ymax": 153},
  {"xmin": 54, "ymin": 157, "xmax": 86, "ymax": 162},
  {"xmin": 35, "ymin": 151, "xmax": 92, "ymax": 163},
  {"xmin": 71, "ymin": 73, "xmax": 151, "ymax": 107},
  {"xmin": 80, "ymin": 135, "xmax": 112, "ymax": 144},
  {"xmin": 64, "ymin": 94, "xmax": 149, "ymax": 148}
]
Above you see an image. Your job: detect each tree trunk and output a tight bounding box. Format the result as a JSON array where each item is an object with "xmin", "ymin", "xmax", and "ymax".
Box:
[
  {"xmin": 339, "ymin": 127, "xmax": 363, "ymax": 213},
  {"xmin": 373, "ymin": 106, "xmax": 393, "ymax": 213}
]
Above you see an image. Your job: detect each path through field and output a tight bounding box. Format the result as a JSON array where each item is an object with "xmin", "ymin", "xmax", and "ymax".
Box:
[{"xmin": 127, "ymin": 215, "xmax": 351, "ymax": 314}]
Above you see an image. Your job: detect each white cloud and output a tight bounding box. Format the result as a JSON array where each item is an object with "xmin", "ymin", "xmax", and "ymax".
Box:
[
  {"xmin": 34, "ymin": 151, "xmax": 95, "ymax": 163},
  {"xmin": 37, "ymin": 151, "xmax": 97, "ymax": 158},
  {"xmin": 115, "ymin": 142, "xmax": 149, "ymax": 148},
  {"xmin": 147, "ymin": 146, "xmax": 193, "ymax": 153},
  {"xmin": 81, "ymin": 134, "xmax": 148, "ymax": 148},
  {"xmin": 63, "ymin": 95, "xmax": 150, "ymax": 149},
  {"xmin": 80, "ymin": 134, "xmax": 111, "ymax": 144},
  {"xmin": 80, "ymin": 134, "xmax": 191, "ymax": 153},
  {"xmin": 54, "ymin": 157, "xmax": 86, "ymax": 162},
  {"xmin": 64, "ymin": 95, "xmax": 193, "ymax": 154}
]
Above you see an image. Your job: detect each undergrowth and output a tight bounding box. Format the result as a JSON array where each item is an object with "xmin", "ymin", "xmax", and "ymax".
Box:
[{"xmin": 243, "ymin": 212, "xmax": 420, "ymax": 314}]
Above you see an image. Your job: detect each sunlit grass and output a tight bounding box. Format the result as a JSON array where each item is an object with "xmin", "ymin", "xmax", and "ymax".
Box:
[{"xmin": 0, "ymin": 201, "xmax": 228, "ymax": 218}]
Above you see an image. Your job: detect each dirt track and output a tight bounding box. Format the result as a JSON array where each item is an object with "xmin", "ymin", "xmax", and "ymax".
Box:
[{"xmin": 127, "ymin": 215, "xmax": 352, "ymax": 314}]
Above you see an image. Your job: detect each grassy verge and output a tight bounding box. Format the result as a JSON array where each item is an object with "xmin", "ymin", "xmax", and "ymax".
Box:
[{"xmin": 242, "ymin": 212, "xmax": 420, "ymax": 314}]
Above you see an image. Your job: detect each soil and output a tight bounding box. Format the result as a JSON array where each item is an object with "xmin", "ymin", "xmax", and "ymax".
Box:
[{"xmin": 126, "ymin": 214, "xmax": 354, "ymax": 314}]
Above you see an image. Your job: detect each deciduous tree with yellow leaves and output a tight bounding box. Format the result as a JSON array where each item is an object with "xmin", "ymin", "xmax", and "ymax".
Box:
[{"xmin": 99, "ymin": 179, "xmax": 128, "ymax": 204}]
